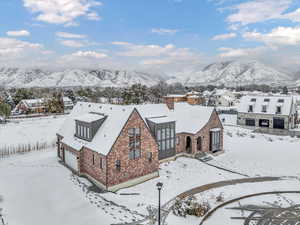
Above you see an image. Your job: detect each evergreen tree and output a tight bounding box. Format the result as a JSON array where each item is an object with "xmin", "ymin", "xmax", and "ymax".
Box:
[
  {"xmin": 0, "ymin": 102, "xmax": 11, "ymax": 120},
  {"xmin": 13, "ymin": 88, "xmax": 35, "ymax": 105}
]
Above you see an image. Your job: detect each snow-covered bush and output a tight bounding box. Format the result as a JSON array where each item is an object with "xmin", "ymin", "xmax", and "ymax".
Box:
[
  {"xmin": 172, "ymin": 196, "xmax": 210, "ymax": 218},
  {"xmin": 216, "ymin": 192, "xmax": 224, "ymax": 202}
]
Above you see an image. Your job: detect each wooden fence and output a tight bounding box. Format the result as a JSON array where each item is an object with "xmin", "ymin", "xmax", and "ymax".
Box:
[{"xmin": 0, "ymin": 141, "xmax": 56, "ymax": 159}]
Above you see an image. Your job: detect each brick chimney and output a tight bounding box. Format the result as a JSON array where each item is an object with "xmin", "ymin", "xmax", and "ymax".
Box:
[{"xmin": 165, "ymin": 97, "xmax": 174, "ymax": 110}]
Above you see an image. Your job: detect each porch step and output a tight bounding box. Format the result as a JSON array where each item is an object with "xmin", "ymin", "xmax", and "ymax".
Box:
[{"xmin": 195, "ymin": 152, "xmax": 213, "ymax": 162}]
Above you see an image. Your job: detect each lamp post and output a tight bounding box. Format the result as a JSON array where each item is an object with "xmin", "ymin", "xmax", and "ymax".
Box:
[{"xmin": 156, "ymin": 182, "xmax": 163, "ymax": 225}]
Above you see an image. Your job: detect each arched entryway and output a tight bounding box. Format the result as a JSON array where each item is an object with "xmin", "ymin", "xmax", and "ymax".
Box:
[
  {"xmin": 186, "ymin": 136, "xmax": 192, "ymax": 153},
  {"xmin": 197, "ymin": 137, "xmax": 202, "ymax": 151}
]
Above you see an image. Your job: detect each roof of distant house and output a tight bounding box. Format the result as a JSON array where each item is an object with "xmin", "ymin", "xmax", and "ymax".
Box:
[{"xmin": 238, "ymin": 95, "xmax": 293, "ymax": 116}]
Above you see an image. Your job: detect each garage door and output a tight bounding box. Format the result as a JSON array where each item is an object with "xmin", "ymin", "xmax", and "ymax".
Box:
[
  {"xmin": 273, "ymin": 118, "xmax": 285, "ymax": 129},
  {"xmin": 245, "ymin": 119, "xmax": 255, "ymax": 126},
  {"xmin": 64, "ymin": 150, "xmax": 78, "ymax": 171}
]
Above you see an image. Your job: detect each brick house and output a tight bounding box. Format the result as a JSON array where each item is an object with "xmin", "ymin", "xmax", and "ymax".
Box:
[
  {"xmin": 57, "ymin": 101, "xmax": 223, "ymax": 192},
  {"xmin": 14, "ymin": 98, "xmax": 48, "ymax": 114}
]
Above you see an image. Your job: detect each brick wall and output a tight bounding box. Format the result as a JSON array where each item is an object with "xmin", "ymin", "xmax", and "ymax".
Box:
[
  {"xmin": 194, "ymin": 110, "xmax": 223, "ymax": 154},
  {"xmin": 175, "ymin": 110, "xmax": 223, "ymax": 154},
  {"xmin": 80, "ymin": 147, "xmax": 107, "ymax": 186},
  {"xmin": 106, "ymin": 109, "xmax": 159, "ymax": 187}
]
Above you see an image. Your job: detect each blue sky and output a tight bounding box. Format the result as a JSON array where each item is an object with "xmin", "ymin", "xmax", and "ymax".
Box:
[{"xmin": 0, "ymin": 0, "xmax": 300, "ymax": 72}]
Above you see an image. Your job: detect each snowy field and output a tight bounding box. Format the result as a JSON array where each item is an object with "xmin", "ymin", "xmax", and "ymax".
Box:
[
  {"xmin": 0, "ymin": 115, "xmax": 67, "ymax": 150},
  {"xmin": 1, "ymin": 115, "xmax": 300, "ymax": 225}
]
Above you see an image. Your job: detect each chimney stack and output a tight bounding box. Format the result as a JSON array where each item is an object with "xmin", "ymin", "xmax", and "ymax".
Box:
[{"xmin": 164, "ymin": 97, "xmax": 174, "ymax": 110}]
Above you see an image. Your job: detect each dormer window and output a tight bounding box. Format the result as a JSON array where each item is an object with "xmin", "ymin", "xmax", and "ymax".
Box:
[
  {"xmin": 276, "ymin": 106, "xmax": 282, "ymax": 114},
  {"xmin": 262, "ymin": 105, "xmax": 267, "ymax": 113},
  {"xmin": 75, "ymin": 113, "xmax": 106, "ymax": 141},
  {"xmin": 248, "ymin": 105, "xmax": 253, "ymax": 112}
]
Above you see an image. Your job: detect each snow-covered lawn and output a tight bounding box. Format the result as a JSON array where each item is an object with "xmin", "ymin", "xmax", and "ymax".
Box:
[
  {"xmin": 0, "ymin": 150, "xmax": 121, "ymax": 225},
  {"xmin": 0, "ymin": 115, "xmax": 66, "ymax": 149},
  {"xmin": 1, "ymin": 116, "xmax": 300, "ymax": 225}
]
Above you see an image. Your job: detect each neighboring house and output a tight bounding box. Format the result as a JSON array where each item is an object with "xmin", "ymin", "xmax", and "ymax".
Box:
[
  {"xmin": 63, "ymin": 97, "xmax": 74, "ymax": 113},
  {"xmin": 164, "ymin": 92, "xmax": 205, "ymax": 105},
  {"xmin": 14, "ymin": 98, "xmax": 47, "ymax": 114},
  {"xmin": 214, "ymin": 89, "xmax": 236, "ymax": 107},
  {"xmin": 237, "ymin": 95, "xmax": 297, "ymax": 130},
  {"xmin": 57, "ymin": 101, "xmax": 224, "ymax": 192}
]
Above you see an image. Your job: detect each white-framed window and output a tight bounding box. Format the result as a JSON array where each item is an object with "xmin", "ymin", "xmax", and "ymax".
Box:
[
  {"xmin": 276, "ymin": 106, "xmax": 282, "ymax": 114},
  {"xmin": 210, "ymin": 131, "xmax": 221, "ymax": 153},
  {"xmin": 248, "ymin": 105, "xmax": 253, "ymax": 112}
]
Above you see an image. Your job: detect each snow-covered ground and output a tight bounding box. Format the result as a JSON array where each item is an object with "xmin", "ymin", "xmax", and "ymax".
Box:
[
  {"xmin": 1, "ymin": 115, "xmax": 300, "ymax": 225},
  {"xmin": 0, "ymin": 115, "xmax": 66, "ymax": 150}
]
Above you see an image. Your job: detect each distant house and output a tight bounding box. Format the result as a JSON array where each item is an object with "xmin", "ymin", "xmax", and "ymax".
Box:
[
  {"xmin": 164, "ymin": 91, "xmax": 205, "ymax": 105},
  {"xmin": 63, "ymin": 97, "xmax": 74, "ymax": 113},
  {"xmin": 214, "ymin": 89, "xmax": 236, "ymax": 107},
  {"xmin": 14, "ymin": 98, "xmax": 47, "ymax": 114},
  {"xmin": 237, "ymin": 95, "xmax": 297, "ymax": 130},
  {"xmin": 57, "ymin": 101, "xmax": 223, "ymax": 192}
]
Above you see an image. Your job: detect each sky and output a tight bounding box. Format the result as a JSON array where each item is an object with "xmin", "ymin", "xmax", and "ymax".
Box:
[{"xmin": 0, "ymin": 0, "xmax": 300, "ymax": 73}]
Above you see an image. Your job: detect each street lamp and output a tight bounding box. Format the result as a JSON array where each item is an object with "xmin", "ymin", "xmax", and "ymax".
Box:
[{"xmin": 156, "ymin": 182, "xmax": 163, "ymax": 225}]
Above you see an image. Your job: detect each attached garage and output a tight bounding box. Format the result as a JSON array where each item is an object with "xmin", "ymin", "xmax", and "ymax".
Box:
[
  {"xmin": 273, "ymin": 118, "xmax": 285, "ymax": 129},
  {"xmin": 64, "ymin": 149, "xmax": 79, "ymax": 172},
  {"xmin": 259, "ymin": 119, "xmax": 270, "ymax": 128},
  {"xmin": 245, "ymin": 118, "xmax": 255, "ymax": 126}
]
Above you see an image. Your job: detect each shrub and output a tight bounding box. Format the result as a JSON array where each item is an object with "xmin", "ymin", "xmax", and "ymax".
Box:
[{"xmin": 172, "ymin": 196, "xmax": 211, "ymax": 218}]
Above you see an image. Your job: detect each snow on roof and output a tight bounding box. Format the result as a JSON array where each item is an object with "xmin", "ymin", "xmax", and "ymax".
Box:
[
  {"xmin": 58, "ymin": 102, "xmax": 215, "ymax": 155},
  {"xmin": 187, "ymin": 95, "xmax": 200, "ymax": 99},
  {"xmin": 75, "ymin": 113, "xmax": 104, "ymax": 123},
  {"xmin": 22, "ymin": 98, "xmax": 46, "ymax": 107},
  {"xmin": 165, "ymin": 94, "xmax": 186, "ymax": 98},
  {"xmin": 147, "ymin": 116, "xmax": 175, "ymax": 124},
  {"xmin": 186, "ymin": 91, "xmax": 200, "ymax": 95},
  {"xmin": 238, "ymin": 95, "xmax": 293, "ymax": 116}
]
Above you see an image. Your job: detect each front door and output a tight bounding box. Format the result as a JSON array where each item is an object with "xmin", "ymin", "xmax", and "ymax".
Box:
[
  {"xmin": 186, "ymin": 136, "xmax": 192, "ymax": 153},
  {"xmin": 197, "ymin": 137, "xmax": 202, "ymax": 151}
]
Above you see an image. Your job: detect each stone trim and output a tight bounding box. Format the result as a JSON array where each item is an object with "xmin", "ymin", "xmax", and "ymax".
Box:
[{"xmin": 107, "ymin": 171, "xmax": 159, "ymax": 192}]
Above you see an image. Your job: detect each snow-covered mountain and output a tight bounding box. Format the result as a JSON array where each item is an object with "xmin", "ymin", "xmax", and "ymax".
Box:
[
  {"xmin": 0, "ymin": 61, "xmax": 295, "ymax": 88},
  {"xmin": 0, "ymin": 68, "xmax": 166, "ymax": 88},
  {"xmin": 168, "ymin": 61, "xmax": 293, "ymax": 87}
]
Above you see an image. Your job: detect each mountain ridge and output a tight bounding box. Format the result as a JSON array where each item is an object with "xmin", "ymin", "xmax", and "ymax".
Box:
[{"xmin": 0, "ymin": 61, "xmax": 297, "ymax": 88}]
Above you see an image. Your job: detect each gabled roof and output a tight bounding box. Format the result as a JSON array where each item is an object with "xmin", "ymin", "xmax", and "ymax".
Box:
[
  {"xmin": 238, "ymin": 95, "xmax": 293, "ymax": 116},
  {"xmin": 58, "ymin": 102, "xmax": 215, "ymax": 155},
  {"xmin": 21, "ymin": 98, "xmax": 47, "ymax": 108}
]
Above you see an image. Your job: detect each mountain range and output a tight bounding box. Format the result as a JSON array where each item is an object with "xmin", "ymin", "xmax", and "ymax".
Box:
[{"xmin": 0, "ymin": 61, "xmax": 298, "ymax": 88}]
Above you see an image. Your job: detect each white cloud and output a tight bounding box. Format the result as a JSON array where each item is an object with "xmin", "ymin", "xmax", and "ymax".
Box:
[
  {"xmin": 86, "ymin": 11, "xmax": 101, "ymax": 21},
  {"xmin": 284, "ymin": 8, "xmax": 300, "ymax": 22},
  {"xmin": 6, "ymin": 30, "xmax": 30, "ymax": 37},
  {"xmin": 218, "ymin": 46, "xmax": 267, "ymax": 58},
  {"xmin": 212, "ymin": 32, "xmax": 236, "ymax": 40},
  {"xmin": 72, "ymin": 51, "xmax": 107, "ymax": 58},
  {"xmin": 0, "ymin": 38, "xmax": 41, "ymax": 57},
  {"xmin": 60, "ymin": 40, "xmax": 86, "ymax": 48},
  {"xmin": 56, "ymin": 32, "xmax": 87, "ymax": 39},
  {"xmin": 151, "ymin": 28, "xmax": 179, "ymax": 35},
  {"xmin": 141, "ymin": 59, "xmax": 170, "ymax": 65},
  {"xmin": 112, "ymin": 42, "xmax": 178, "ymax": 57},
  {"xmin": 243, "ymin": 26, "xmax": 300, "ymax": 46},
  {"xmin": 226, "ymin": 0, "xmax": 292, "ymax": 26},
  {"xmin": 23, "ymin": 0, "xmax": 102, "ymax": 25}
]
